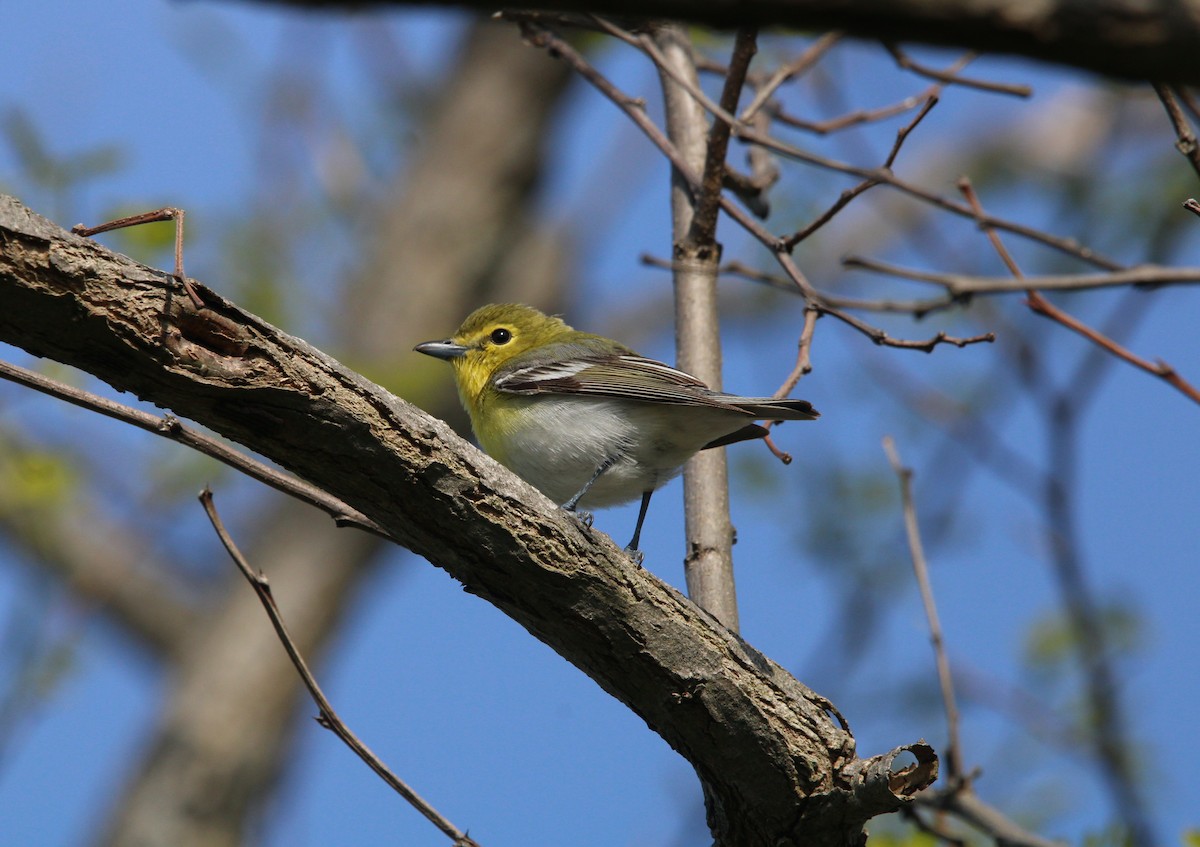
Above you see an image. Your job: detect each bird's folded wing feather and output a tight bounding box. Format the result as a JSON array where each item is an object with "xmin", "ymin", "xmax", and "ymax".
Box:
[
  {"xmin": 495, "ymin": 354, "xmax": 746, "ymax": 409},
  {"xmin": 496, "ymin": 353, "xmax": 819, "ymax": 420}
]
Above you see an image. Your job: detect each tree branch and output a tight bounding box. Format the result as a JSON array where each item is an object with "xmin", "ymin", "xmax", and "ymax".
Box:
[
  {"xmin": 0, "ymin": 194, "xmax": 936, "ymax": 846},
  {"xmin": 266, "ymin": 0, "xmax": 1200, "ymax": 85},
  {"xmin": 200, "ymin": 489, "xmax": 480, "ymax": 847},
  {"xmin": 652, "ymin": 22, "xmax": 743, "ymax": 632},
  {"xmin": 0, "ymin": 359, "xmax": 389, "ymax": 536}
]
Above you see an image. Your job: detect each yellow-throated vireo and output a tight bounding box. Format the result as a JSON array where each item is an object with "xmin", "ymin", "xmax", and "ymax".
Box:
[{"xmin": 415, "ymin": 304, "xmax": 819, "ymax": 558}]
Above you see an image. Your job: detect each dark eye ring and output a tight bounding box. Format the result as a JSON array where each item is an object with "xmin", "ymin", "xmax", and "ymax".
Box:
[{"xmin": 490, "ymin": 327, "xmax": 512, "ymax": 345}]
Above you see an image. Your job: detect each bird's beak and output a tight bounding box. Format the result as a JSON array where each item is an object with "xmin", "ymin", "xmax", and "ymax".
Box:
[{"xmin": 414, "ymin": 339, "xmax": 469, "ymax": 360}]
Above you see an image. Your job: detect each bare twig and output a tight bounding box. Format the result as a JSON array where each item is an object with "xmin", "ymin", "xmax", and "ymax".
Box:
[
  {"xmin": 958, "ymin": 179, "xmax": 1200, "ymax": 407},
  {"xmin": 72, "ymin": 207, "xmax": 205, "ymax": 310},
  {"xmin": 520, "ymin": 16, "xmax": 1113, "ymax": 278},
  {"xmin": 884, "ymin": 436, "xmax": 1071, "ymax": 847},
  {"xmin": 779, "ymin": 305, "xmax": 820, "ymax": 396},
  {"xmin": 760, "ymin": 304, "xmax": 821, "ymax": 459},
  {"xmin": 844, "ymin": 255, "xmax": 1200, "ymax": 294},
  {"xmin": 645, "ymin": 252, "xmax": 970, "ymax": 319},
  {"xmin": 1024, "ymin": 293, "xmax": 1200, "ymax": 406},
  {"xmin": 696, "ymin": 257, "xmax": 963, "ymax": 314},
  {"xmin": 783, "ymin": 178, "xmax": 881, "ymax": 248},
  {"xmin": 882, "ymin": 437, "xmax": 962, "ymax": 780},
  {"xmin": 769, "ymin": 90, "xmax": 931, "ymax": 135},
  {"xmin": 782, "ymin": 92, "xmax": 937, "ymax": 249},
  {"xmin": 913, "ymin": 784, "xmax": 1066, "ymax": 847},
  {"xmin": 0, "ymin": 358, "xmax": 390, "ymax": 537},
  {"xmin": 884, "ymin": 44, "xmax": 1033, "ymax": 97},
  {"xmin": 512, "ymin": 17, "xmax": 997, "ymax": 354},
  {"xmin": 690, "ymin": 25, "xmax": 759, "ymax": 243},
  {"xmin": 739, "ymin": 32, "xmax": 842, "ymax": 121},
  {"xmin": 508, "ymin": 17, "xmax": 778, "ymax": 252},
  {"xmin": 199, "ymin": 489, "xmax": 481, "ymax": 847},
  {"xmin": 1153, "ymin": 83, "xmax": 1200, "ymax": 179},
  {"xmin": 951, "ymin": 181, "xmax": 1160, "ymax": 844},
  {"xmin": 737, "ymin": 130, "xmax": 1124, "ymax": 270},
  {"xmin": 884, "ymin": 94, "xmax": 938, "ymax": 168}
]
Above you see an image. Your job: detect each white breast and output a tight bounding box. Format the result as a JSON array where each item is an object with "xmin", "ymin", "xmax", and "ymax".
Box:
[{"xmin": 488, "ymin": 396, "xmax": 747, "ymax": 509}]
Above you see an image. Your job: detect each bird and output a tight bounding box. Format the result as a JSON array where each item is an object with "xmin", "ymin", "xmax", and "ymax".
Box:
[{"xmin": 415, "ymin": 303, "xmax": 819, "ymax": 558}]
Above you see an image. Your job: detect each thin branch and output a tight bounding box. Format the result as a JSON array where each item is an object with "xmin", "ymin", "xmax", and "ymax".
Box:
[
  {"xmin": 789, "ymin": 249, "xmax": 993, "ymax": 349},
  {"xmin": 882, "ymin": 437, "xmax": 963, "ymax": 780},
  {"xmin": 589, "ymin": 19, "xmax": 1075, "ymax": 275},
  {"xmin": 767, "ymin": 47, "xmax": 975, "ymax": 140},
  {"xmin": 73, "ymin": 208, "xmax": 205, "ymax": 311},
  {"xmin": 1024, "ymin": 292, "xmax": 1200, "ymax": 406},
  {"xmin": 884, "ymin": 93, "xmax": 938, "ymax": 168},
  {"xmin": 509, "ymin": 17, "xmax": 779, "ymax": 249},
  {"xmin": 957, "ymin": 179, "xmax": 1200, "ymax": 407},
  {"xmin": 721, "ymin": 165, "xmax": 774, "ymax": 217},
  {"xmin": 884, "ymin": 44, "xmax": 1033, "ymax": 97},
  {"xmin": 739, "ymin": 32, "xmax": 842, "ymax": 121},
  {"xmin": 782, "ymin": 92, "xmax": 938, "ymax": 248},
  {"xmin": 1153, "ymin": 83, "xmax": 1200, "ymax": 179},
  {"xmin": 644, "ymin": 252, "xmax": 969, "ymax": 317},
  {"xmin": 631, "ymin": 21, "xmax": 744, "ymax": 130},
  {"xmin": 843, "ymin": 255, "xmax": 1200, "ymax": 294},
  {"xmin": 783, "ymin": 178, "xmax": 880, "ymax": 249},
  {"xmin": 736, "ymin": 130, "xmax": 1125, "ymax": 270},
  {"xmin": 884, "ymin": 435, "xmax": 1071, "ymax": 847},
  {"xmin": 769, "ymin": 93, "xmax": 929, "ymax": 135},
  {"xmin": 689, "ymin": 25, "xmax": 759, "ymax": 242},
  {"xmin": 199, "ymin": 489, "xmax": 481, "ymax": 847},
  {"xmin": 1176, "ymin": 87, "xmax": 1200, "ymax": 124},
  {"xmin": 778, "ymin": 304, "xmax": 820, "ymax": 397},
  {"xmin": 913, "ymin": 785, "xmax": 1066, "ymax": 847},
  {"xmin": 701, "ymin": 257, "xmax": 963, "ymax": 315},
  {"xmin": 0, "ymin": 359, "xmax": 391, "ymax": 537},
  {"xmin": 511, "ymin": 17, "xmax": 998, "ymax": 356},
  {"xmin": 759, "ymin": 304, "xmax": 821, "ymax": 461}
]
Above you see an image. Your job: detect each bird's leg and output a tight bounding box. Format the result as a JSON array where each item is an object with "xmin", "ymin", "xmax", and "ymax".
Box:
[
  {"xmin": 624, "ymin": 490, "xmax": 653, "ymax": 566},
  {"xmin": 561, "ymin": 455, "xmax": 618, "ymax": 527}
]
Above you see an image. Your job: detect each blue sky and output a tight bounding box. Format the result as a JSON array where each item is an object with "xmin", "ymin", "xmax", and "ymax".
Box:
[{"xmin": 1, "ymin": 2, "xmax": 1198, "ymax": 846}]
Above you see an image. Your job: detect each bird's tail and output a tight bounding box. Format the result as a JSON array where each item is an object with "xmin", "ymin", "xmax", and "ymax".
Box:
[{"xmin": 732, "ymin": 397, "xmax": 820, "ymax": 421}]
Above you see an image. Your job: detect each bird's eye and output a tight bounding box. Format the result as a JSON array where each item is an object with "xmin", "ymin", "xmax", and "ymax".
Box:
[{"xmin": 490, "ymin": 327, "xmax": 512, "ymax": 345}]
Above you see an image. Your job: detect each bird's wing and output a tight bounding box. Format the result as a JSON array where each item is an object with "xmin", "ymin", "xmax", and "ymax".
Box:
[
  {"xmin": 496, "ymin": 351, "xmax": 820, "ymax": 420},
  {"xmin": 495, "ymin": 354, "xmax": 744, "ymax": 408}
]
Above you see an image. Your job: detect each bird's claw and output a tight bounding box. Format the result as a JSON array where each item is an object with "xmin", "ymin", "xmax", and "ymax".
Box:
[
  {"xmin": 624, "ymin": 546, "xmax": 644, "ymax": 566},
  {"xmin": 562, "ymin": 506, "xmax": 594, "ymax": 528}
]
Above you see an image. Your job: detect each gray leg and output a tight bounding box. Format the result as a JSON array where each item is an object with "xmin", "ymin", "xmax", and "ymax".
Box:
[
  {"xmin": 624, "ymin": 490, "xmax": 653, "ymax": 564},
  {"xmin": 562, "ymin": 455, "xmax": 618, "ymax": 513}
]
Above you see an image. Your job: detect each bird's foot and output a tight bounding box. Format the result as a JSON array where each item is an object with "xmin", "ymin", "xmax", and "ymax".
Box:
[
  {"xmin": 562, "ymin": 505, "xmax": 594, "ymax": 529},
  {"xmin": 624, "ymin": 546, "xmax": 644, "ymax": 566}
]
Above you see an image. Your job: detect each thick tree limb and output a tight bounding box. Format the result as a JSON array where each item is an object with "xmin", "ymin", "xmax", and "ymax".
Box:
[
  {"xmin": 0, "ymin": 193, "xmax": 935, "ymax": 846},
  {"xmin": 253, "ymin": 0, "xmax": 1200, "ymax": 85},
  {"xmin": 88, "ymin": 25, "xmax": 576, "ymax": 847}
]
